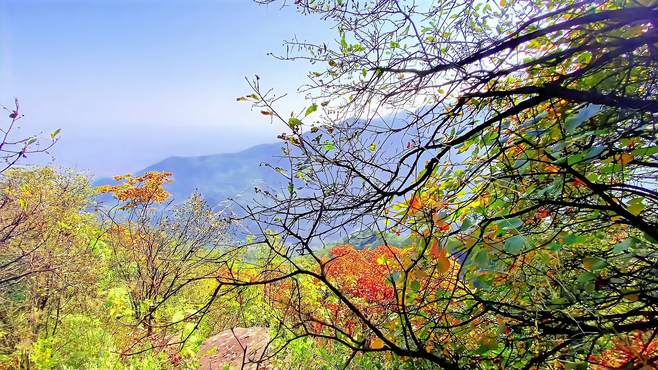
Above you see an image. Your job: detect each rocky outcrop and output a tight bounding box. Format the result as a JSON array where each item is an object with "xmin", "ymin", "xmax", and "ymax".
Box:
[{"xmin": 197, "ymin": 327, "xmax": 269, "ymax": 370}]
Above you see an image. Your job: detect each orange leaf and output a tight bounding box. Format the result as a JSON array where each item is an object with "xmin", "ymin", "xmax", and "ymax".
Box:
[
  {"xmin": 432, "ymin": 213, "xmax": 451, "ymax": 232},
  {"xmin": 430, "ymin": 242, "xmax": 451, "ymax": 273},
  {"xmin": 544, "ymin": 164, "xmax": 561, "ymax": 173},
  {"xmin": 371, "ymin": 337, "xmax": 385, "ymax": 349},
  {"xmin": 572, "ymin": 178, "xmax": 587, "ymax": 187},
  {"xmin": 429, "ymin": 239, "xmax": 443, "ymax": 259},
  {"xmin": 535, "ymin": 208, "xmax": 551, "ymax": 219},
  {"xmin": 615, "ymin": 152, "xmax": 634, "ymax": 165},
  {"xmin": 409, "ymin": 195, "xmax": 422, "ymax": 214}
]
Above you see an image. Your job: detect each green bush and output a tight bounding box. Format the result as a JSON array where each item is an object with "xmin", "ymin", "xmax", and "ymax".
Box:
[{"xmin": 31, "ymin": 315, "xmax": 118, "ymax": 369}]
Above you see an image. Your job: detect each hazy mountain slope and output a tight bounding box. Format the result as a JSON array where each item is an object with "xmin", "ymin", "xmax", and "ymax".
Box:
[
  {"xmin": 95, "ymin": 108, "xmax": 462, "ymax": 208},
  {"xmin": 95, "ymin": 142, "xmax": 287, "ymax": 205}
]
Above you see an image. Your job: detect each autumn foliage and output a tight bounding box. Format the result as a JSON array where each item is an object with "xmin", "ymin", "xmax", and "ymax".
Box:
[
  {"xmin": 97, "ymin": 172, "xmax": 173, "ymax": 207},
  {"xmin": 589, "ymin": 332, "xmax": 658, "ymax": 369},
  {"xmin": 4, "ymin": 0, "xmax": 658, "ymax": 368},
  {"xmin": 325, "ymin": 244, "xmax": 459, "ymax": 304},
  {"xmin": 325, "ymin": 245, "xmax": 400, "ymax": 303}
]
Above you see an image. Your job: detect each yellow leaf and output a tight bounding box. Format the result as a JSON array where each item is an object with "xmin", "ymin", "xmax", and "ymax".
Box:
[
  {"xmin": 615, "ymin": 152, "xmax": 634, "ymax": 165},
  {"xmin": 412, "ymin": 268, "xmax": 429, "ymax": 280},
  {"xmin": 384, "ymin": 319, "xmax": 399, "ymax": 332},
  {"xmin": 371, "ymin": 337, "xmax": 385, "ymax": 349}
]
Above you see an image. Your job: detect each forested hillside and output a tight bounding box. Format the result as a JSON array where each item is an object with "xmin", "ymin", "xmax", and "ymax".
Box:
[{"xmin": 1, "ymin": 0, "xmax": 657, "ymax": 369}]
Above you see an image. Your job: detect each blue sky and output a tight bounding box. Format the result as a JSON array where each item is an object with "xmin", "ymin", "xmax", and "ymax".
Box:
[{"xmin": 0, "ymin": 0, "xmax": 332, "ymax": 176}]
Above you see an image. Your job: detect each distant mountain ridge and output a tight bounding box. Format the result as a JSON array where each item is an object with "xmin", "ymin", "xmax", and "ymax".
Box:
[
  {"xmin": 94, "ymin": 108, "xmax": 454, "ymax": 208},
  {"xmin": 94, "ymin": 142, "xmax": 287, "ymax": 206}
]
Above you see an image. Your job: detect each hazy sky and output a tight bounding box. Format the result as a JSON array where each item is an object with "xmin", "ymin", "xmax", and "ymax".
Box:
[{"xmin": 0, "ymin": 0, "xmax": 331, "ymax": 177}]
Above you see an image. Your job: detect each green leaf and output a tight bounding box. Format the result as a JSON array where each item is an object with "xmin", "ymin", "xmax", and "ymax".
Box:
[
  {"xmin": 496, "ymin": 217, "xmax": 523, "ymax": 230},
  {"xmin": 550, "ymin": 297, "xmax": 569, "ymax": 306},
  {"xmin": 288, "ymin": 182, "xmax": 294, "ymax": 195},
  {"xmin": 171, "ymin": 310, "xmax": 185, "ymax": 323},
  {"xmin": 584, "ymin": 145, "xmax": 604, "ymax": 160},
  {"xmin": 612, "ymin": 238, "xmax": 635, "ymax": 253},
  {"xmin": 416, "ymin": 237, "xmax": 427, "ymax": 254},
  {"xmin": 577, "ymin": 271, "xmax": 596, "ymax": 289},
  {"xmin": 323, "ymin": 140, "xmax": 335, "ymax": 152},
  {"xmin": 446, "ymin": 238, "xmax": 463, "ymax": 253},
  {"xmin": 564, "ymin": 233, "xmax": 579, "ymax": 245},
  {"xmin": 566, "ymin": 153, "xmax": 584, "ymax": 165},
  {"xmin": 548, "ymin": 242, "xmax": 563, "ymax": 252},
  {"xmin": 473, "ymin": 273, "xmax": 493, "ymax": 290},
  {"xmin": 564, "ymin": 105, "xmax": 601, "ymax": 133},
  {"xmin": 340, "ymin": 32, "xmax": 348, "ymax": 51},
  {"xmin": 369, "ymin": 143, "xmax": 376, "ymax": 152},
  {"xmin": 476, "ymin": 335, "xmax": 498, "ymax": 354},
  {"xmin": 474, "ymin": 249, "xmax": 490, "ymax": 268},
  {"xmin": 460, "ymin": 218, "xmax": 473, "ymax": 230},
  {"xmin": 305, "ymin": 104, "xmax": 318, "ymax": 117},
  {"xmin": 631, "ymin": 146, "xmax": 658, "ymax": 157},
  {"xmin": 274, "ymin": 167, "xmax": 287, "ymax": 175},
  {"xmin": 504, "ymin": 236, "xmax": 526, "ymax": 255},
  {"xmin": 410, "ymin": 280, "xmax": 421, "ymax": 291},
  {"xmin": 583, "ymin": 256, "xmax": 607, "ymax": 271},
  {"xmin": 50, "ymin": 128, "xmax": 61, "ymax": 139},
  {"xmin": 627, "ymin": 197, "xmax": 645, "ymax": 216},
  {"xmin": 288, "ymin": 117, "xmax": 303, "ymax": 128}
]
